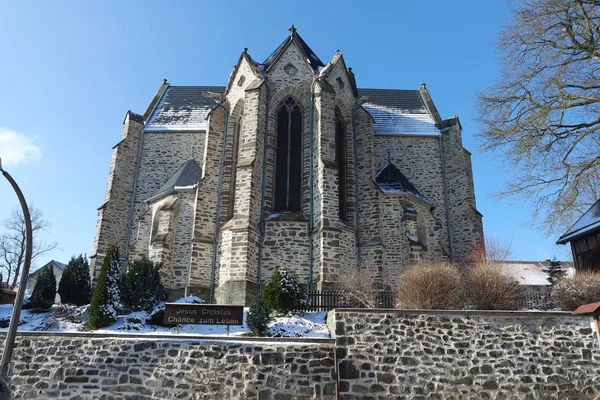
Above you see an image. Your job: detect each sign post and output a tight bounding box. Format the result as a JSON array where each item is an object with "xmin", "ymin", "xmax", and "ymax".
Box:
[{"xmin": 163, "ymin": 303, "xmax": 244, "ymax": 329}]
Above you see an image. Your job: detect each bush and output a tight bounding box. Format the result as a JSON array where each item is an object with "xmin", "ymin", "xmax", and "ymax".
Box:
[
  {"xmin": 396, "ymin": 262, "xmax": 465, "ymax": 310},
  {"xmin": 29, "ymin": 266, "xmax": 56, "ymax": 310},
  {"xmin": 468, "ymin": 261, "xmax": 523, "ymax": 310},
  {"xmin": 121, "ymin": 257, "xmax": 166, "ymax": 311},
  {"xmin": 58, "ymin": 254, "xmax": 92, "ymax": 306},
  {"xmin": 553, "ymin": 271, "xmax": 600, "ymax": 311},
  {"xmin": 247, "ymin": 296, "xmax": 270, "ymax": 336},
  {"xmin": 263, "ymin": 267, "xmax": 307, "ymax": 314},
  {"xmin": 88, "ymin": 245, "xmax": 121, "ymax": 329},
  {"xmin": 148, "ymin": 309, "xmax": 165, "ymax": 326}
]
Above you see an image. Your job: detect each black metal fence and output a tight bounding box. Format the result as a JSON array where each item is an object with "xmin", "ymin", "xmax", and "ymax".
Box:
[{"xmin": 303, "ymin": 290, "xmax": 395, "ymax": 312}]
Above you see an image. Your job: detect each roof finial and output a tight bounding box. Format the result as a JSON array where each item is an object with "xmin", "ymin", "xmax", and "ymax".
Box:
[
  {"xmin": 289, "ymin": 24, "xmax": 297, "ymax": 35},
  {"xmin": 421, "ymin": 82, "xmax": 426, "ymax": 88},
  {"xmin": 163, "ymin": 78, "xmax": 168, "ymax": 85},
  {"xmin": 244, "ymin": 47, "xmax": 248, "ymax": 53},
  {"xmin": 387, "ymin": 150, "xmax": 391, "ymax": 164},
  {"xmin": 190, "ymin": 145, "xmax": 195, "ymax": 160}
]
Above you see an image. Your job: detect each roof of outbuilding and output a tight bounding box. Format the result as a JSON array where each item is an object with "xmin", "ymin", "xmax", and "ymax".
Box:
[
  {"xmin": 375, "ymin": 162, "xmax": 431, "ymax": 204},
  {"xmin": 147, "ymin": 158, "xmax": 202, "ymax": 202},
  {"xmin": 145, "ymin": 86, "xmax": 223, "ymax": 132},
  {"xmin": 557, "ymin": 199, "xmax": 600, "ymax": 244},
  {"xmin": 29, "ymin": 260, "xmax": 67, "ymax": 277},
  {"xmin": 143, "ymin": 85, "xmax": 439, "ymax": 136},
  {"xmin": 497, "ymin": 261, "xmax": 551, "ymax": 286}
]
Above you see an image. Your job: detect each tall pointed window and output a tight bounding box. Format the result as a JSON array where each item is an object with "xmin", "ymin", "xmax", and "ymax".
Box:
[
  {"xmin": 336, "ymin": 111, "xmax": 348, "ymax": 221},
  {"xmin": 274, "ymin": 97, "xmax": 302, "ymax": 212},
  {"xmin": 227, "ymin": 117, "xmax": 242, "ymax": 220}
]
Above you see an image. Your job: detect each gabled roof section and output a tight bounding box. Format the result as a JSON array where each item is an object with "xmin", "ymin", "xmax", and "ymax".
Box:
[
  {"xmin": 147, "ymin": 158, "xmax": 202, "ymax": 202},
  {"xmin": 496, "ymin": 261, "xmax": 551, "ymax": 286},
  {"xmin": 145, "ymin": 86, "xmax": 224, "ymax": 132},
  {"xmin": 557, "ymin": 199, "xmax": 600, "ymax": 244},
  {"xmin": 30, "ymin": 260, "xmax": 67, "ymax": 276},
  {"xmin": 375, "ymin": 162, "xmax": 431, "ymax": 205},
  {"xmin": 358, "ymin": 88, "xmax": 440, "ymax": 136},
  {"xmin": 262, "ymin": 26, "xmax": 325, "ymax": 73}
]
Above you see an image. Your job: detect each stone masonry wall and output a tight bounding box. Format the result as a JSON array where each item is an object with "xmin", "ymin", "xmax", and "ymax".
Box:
[
  {"xmin": 2, "ymin": 333, "xmax": 336, "ymax": 400},
  {"xmin": 328, "ymin": 309, "xmax": 600, "ymax": 399}
]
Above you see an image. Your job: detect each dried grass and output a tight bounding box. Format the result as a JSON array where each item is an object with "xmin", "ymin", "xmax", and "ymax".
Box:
[
  {"xmin": 553, "ymin": 270, "xmax": 600, "ymax": 311},
  {"xmin": 468, "ymin": 261, "xmax": 523, "ymax": 310},
  {"xmin": 396, "ymin": 262, "xmax": 465, "ymax": 310}
]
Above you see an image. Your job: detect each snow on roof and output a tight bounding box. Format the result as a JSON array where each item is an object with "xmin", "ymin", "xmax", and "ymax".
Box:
[
  {"xmin": 145, "ymin": 86, "xmax": 222, "ymax": 132},
  {"xmin": 557, "ymin": 199, "xmax": 600, "ymax": 244},
  {"xmin": 497, "ymin": 261, "xmax": 551, "ymax": 286},
  {"xmin": 147, "ymin": 158, "xmax": 202, "ymax": 203},
  {"xmin": 361, "ymin": 103, "xmax": 440, "ymax": 136}
]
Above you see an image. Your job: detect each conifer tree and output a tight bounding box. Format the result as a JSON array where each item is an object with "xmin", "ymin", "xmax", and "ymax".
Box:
[
  {"xmin": 263, "ymin": 267, "xmax": 307, "ymax": 314},
  {"xmin": 88, "ymin": 245, "xmax": 121, "ymax": 328},
  {"xmin": 29, "ymin": 266, "xmax": 56, "ymax": 310},
  {"xmin": 247, "ymin": 295, "xmax": 270, "ymax": 336},
  {"xmin": 121, "ymin": 257, "xmax": 166, "ymax": 311},
  {"xmin": 58, "ymin": 254, "xmax": 92, "ymax": 306}
]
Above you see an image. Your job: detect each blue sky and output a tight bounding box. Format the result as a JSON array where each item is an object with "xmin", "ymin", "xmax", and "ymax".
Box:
[{"xmin": 0, "ymin": 0, "xmax": 573, "ymax": 269}]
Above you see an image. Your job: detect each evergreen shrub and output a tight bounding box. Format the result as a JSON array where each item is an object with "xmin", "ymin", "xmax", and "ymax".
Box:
[
  {"xmin": 88, "ymin": 245, "xmax": 121, "ymax": 329},
  {"xmin": 262, "ymin": 267, "xmax": 307, "ymax": 314},
  {"xmin": 29, "ymin": 266, "xmax": 56, "ymax": 310},
  {"xmin": 58, "ymin": 254, "xmax": 92, "ymax": 306},
  {"xmin": 247, "ymin": 296, "xmax": 270, "ymax": 336},
  {"xmin": 121, "ymin": 257, "xmax": 166, "ymax": 311}
]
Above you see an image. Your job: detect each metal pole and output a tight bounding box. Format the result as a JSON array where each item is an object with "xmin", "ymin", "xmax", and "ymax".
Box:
[{"xmin": 0, "ymin": 158, "xmax": 33, "ymax": 393}]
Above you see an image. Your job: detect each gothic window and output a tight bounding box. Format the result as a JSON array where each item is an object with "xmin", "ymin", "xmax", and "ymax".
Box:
[
  {"xmin": 274, "ymin": 97, "xmax": 302, "ymax": 212},
  {"xmin": 336, "ymin": 110, "xmax": 348, "ymax": 221},
  {"xmin": 227, "ymin": 117, "xmax": 242, "ymax": 220}
]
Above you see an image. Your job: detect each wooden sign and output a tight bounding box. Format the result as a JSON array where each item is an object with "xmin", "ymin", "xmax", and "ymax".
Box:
[{"xmin": 163, "ymin": 303, "xmax": 244, "ymax": 326}]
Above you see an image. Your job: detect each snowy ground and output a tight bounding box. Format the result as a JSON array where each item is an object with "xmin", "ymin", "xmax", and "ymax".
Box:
[{"xmin": 0, "ymin": 297, "xmax": 329, "ymax": 338}]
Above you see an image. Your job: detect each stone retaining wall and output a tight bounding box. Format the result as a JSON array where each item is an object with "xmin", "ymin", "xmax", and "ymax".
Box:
[
  {"xmin": 0, "ymin": 333, "xmax": 336, "ymax": 399},
  {"xmin": 327, "ymin": 309, "xmax": 600, "ymax": 399},
  {"xmin": 2, "ymin": 310, "xmax": 600, "ymax": 399}
]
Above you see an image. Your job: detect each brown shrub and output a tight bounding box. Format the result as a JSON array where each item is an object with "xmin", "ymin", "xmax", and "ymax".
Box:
[
  {"xmin": 553, "ymin": 270, "xmax": 600, "ymax": 311},
  {"xmin": 468, "ymin": 261, "xmax": 523, "ymax": 310},
  {"xmin": 336, "ymin": 266, "xmax": 379, "ymax": 308},
  {"xmin": 396, "ymin": 262, "xmax": 465, "ymax": 310}
]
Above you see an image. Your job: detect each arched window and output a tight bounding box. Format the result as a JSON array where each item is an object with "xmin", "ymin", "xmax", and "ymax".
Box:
[
  {"xmin": 336, "ymin": 110, "xmax": 348, "ymax": 221},
  {"xmin": 274, "ymin": 97, "xmax": 302, "ymax": 212},
  {"xmin": 227, "ymin": 117, "xmax": 242, "ymax": 220}
]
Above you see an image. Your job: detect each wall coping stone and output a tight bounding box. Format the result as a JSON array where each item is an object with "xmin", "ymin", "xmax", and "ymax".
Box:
[
  {"xmin": 0, "ymin": 330, "xmax": 335, "ymax": 345},
  {"xmin": 331, "ymin": 308, "xmax": 577, "ymax": 318}
]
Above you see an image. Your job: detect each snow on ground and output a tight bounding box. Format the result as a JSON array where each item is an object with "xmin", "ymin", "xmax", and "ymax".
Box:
[{"xmin": 0, "ymin": 298, "xmax": 329, "ymax": 338}]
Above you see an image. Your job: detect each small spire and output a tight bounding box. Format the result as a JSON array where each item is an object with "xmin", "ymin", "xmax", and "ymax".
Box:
[
  {"xmin": 243, "ymin": 47, "xmax": 248, "ymax": 53},
  {"xmin": 190, "ymin": 146, "xmax": 195, "ymax": 160},
  {"xmin": 163, "ymin": 78, "xmax": 168, "ymax": 85},
  {"xmin": 289, "ymin": 24, "xmax": 297, "ymax": 35},
  {"xmin": 387, "ymin": 150, "xmax": 391, "ymax": 164},
  {"xmin": 421, "ymin": 82, "xmax": 426, "ymax": 88}
]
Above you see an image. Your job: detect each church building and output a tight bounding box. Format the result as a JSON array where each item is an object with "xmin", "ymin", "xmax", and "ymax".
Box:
[{"xmin": 90, "ymin": 27, "xmax": 484, "ymax": 304}]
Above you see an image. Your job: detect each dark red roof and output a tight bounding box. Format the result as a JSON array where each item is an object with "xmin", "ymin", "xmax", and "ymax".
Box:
[{"xmin": 572, "ymin": 301, "xmax": 600, "ymax": 315}]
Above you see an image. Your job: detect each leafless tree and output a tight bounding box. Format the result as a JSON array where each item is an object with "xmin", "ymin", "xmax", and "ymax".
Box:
[
  {"xmin": 477, "ymin": 0, "xmax": 600, "ymax": 233},
  {"xmin": 336, "ymin": 266, "xmax": 381, "ymax": 308},
  {"xmin": 0, "ymin": 206, "xmax": 58, "ymax": 289}
]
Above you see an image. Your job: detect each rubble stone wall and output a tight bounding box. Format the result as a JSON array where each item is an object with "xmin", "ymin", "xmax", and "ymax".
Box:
[{"xmin": 328, "ymin": 309, "xmax": 600, "ymax": 399}]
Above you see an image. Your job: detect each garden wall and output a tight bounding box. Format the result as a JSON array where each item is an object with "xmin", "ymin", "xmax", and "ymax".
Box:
[
  {"xmin": 328, "ymin": 309, "xmax": 600, "ymax": 399},
  {"xmin": 2, "ymin": 310, "xmax": 599, "ymax": 399}
]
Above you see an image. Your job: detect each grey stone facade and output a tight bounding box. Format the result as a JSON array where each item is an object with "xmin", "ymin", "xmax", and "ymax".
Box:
[{"xmin": 91, "ymin": 28, "xmax": 484, "ymax": 304}]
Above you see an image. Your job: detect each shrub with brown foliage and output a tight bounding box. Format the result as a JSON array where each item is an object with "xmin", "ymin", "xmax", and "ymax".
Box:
[
  {"xmin": 553, "ymin": 270, "xmax": 600, "ymax": 311},
  {"xmin": 468, "ymin": 261, "xmax": 523, "ymax": 310},
  {"xmin": 396, "ymin": 262, "xmax": 465, "ymax": 310}
]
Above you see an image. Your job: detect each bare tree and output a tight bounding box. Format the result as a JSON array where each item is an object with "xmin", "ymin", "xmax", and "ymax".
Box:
[
  {"xmin": 477, "ymin": 0, "xmax": 600, "ymax": 233},
  {"xmin": 336, "ymin": 266, "xmax": 381, "ymax": 308},
  {"xmin": 0, "ymin": 206, "xmax": 58, "ymax": 289}
]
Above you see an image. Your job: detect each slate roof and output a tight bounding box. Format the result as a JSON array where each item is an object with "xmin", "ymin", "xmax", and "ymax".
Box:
[
  {"xmin": 557, "ymin": 199, "xmax": 600, "ymax": 244},
  {"xmin": 375, "ymin": 162, "xmax": 431, "ymax": 204},
  {"xmin": 30, "ymin": 260, "xmax": 67, "ymax": 277},
  {"xmin": 262, "ymin": 28, "xmax": 325, "ymax": 72},
  {"xmin": 147, "ymin": 158, "xmax": 202, "ymax": 202},
  {"xmin": 145, "ymin": 86, "xmax": 223, "ymax": 132},
  {"xmin": 143, "ymin": 86, "xmax": 439, "ymax": 136},
  {"xmin": 497, "ymin": 261, "xmax": 551, "ymax": 286},
  {"xmin": 358, "ymin": 89, "xmax": 439, "ymax": 136}
]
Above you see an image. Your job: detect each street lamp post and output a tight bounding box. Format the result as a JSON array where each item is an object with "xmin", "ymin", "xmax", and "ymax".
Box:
[{"xmin": 0, "ymin": 158, "xmax": 33, "ymax": 393}]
